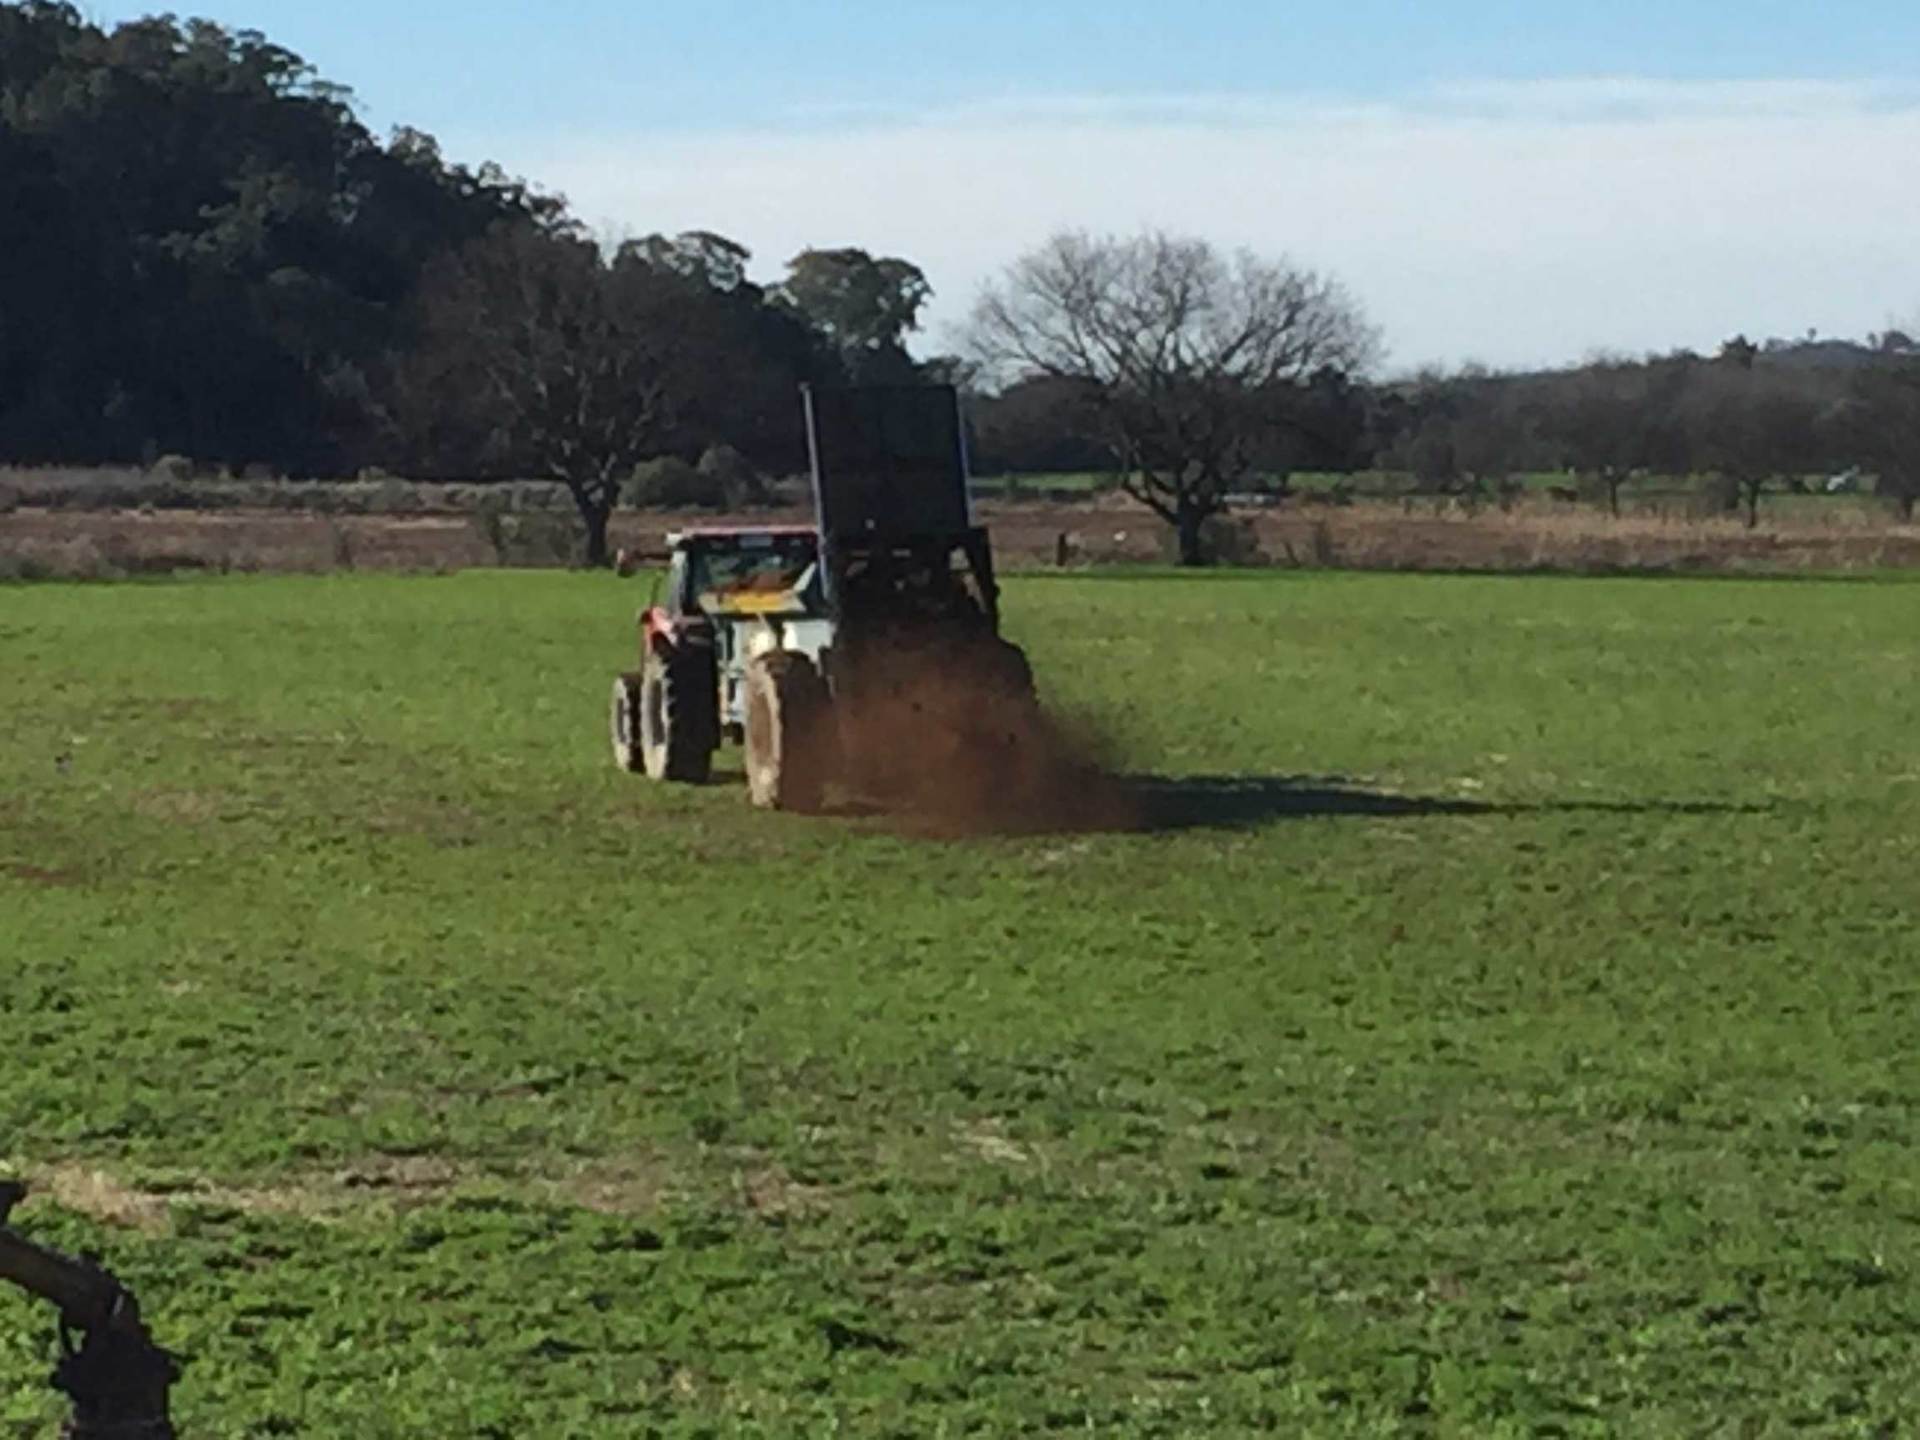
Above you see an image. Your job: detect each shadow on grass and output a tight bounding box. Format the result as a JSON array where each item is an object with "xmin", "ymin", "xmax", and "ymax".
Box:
[
  {"xmin": 708, "ymin": 766, "xmax": 1767, "ymax": 838},
  {"xmin": 1127, "ymin": 774, "xmax": 1770, "ymax": 833}
]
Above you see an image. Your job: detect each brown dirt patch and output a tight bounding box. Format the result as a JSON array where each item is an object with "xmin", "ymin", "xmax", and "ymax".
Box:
[
  {"xmin": 1, "ymin": 861, "xmax": 84, "ymax": 888},
  {"xmin": 996, "ymin": 495, "xmax": 1920, "ymax": 573},
  {"xmin": 9, "ymin": 495, "xmax": 1920, "ymax": 577},
  {"xmin": 132, "ymin": 788, "xmax": 229, "ymax": 824},
  {"xmin": 535, "ymin": 1157, "xmax": 665, "ymax": 1216},
  {"xmin": 333, "ymin": 1154, "xmax": 462, "ymax": 1198},
  {"xmin": 955, "ymin": 1120, "xmax": 1034, "ymax": 1167},
  {"xmin": 19, "ymin": 1157, "xmax": 459, "ymax": 1228},
  {"xmin": 30, "ymin": 1164, "xmax": 172, "ymax": 1232},
  {"xmin": 13, "ymin": 1152, "xmax": 672, "ymax": 1230},
  {"xmin": 0, "ymin": 508, "xmax": 491, "ymax": 574},
  {"xmin": 734, "ymin": 1162, "xmax": 829, "ymax": 1220}
]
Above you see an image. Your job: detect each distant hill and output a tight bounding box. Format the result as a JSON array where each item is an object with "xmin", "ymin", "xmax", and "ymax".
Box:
[{"xmin": 1757, "ymin": 339, "xmax": 1906, "ymax": 372}]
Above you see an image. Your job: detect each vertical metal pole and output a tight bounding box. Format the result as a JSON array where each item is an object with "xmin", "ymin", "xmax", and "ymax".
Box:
[
  {"xmin": 952, "ymin": 385, "xmax": 976, "ymax": 527},
  {"xmin": 800, "ymin": 384, "xmax": 843, "ymax": 623}
]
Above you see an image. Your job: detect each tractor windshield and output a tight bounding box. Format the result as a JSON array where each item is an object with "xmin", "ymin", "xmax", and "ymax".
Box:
[{"xmin": 686, "ymin": 535, "xmax": 823, "ymax": 617}]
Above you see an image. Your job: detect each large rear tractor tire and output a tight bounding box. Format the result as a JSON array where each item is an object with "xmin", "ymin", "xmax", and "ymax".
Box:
[
  {"xmin": 640, "ymin": 643, "xmax": 718, "ymax": 784},
  {"xmin": 744, "ymin": 652, "xmax": 834, "ymax": 812}
]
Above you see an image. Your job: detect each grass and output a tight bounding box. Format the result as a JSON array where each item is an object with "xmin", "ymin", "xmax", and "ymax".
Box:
[
  {"xmin": 2, "ymin": 569, "xmax": 1918, "ymax": 1436},
  {"xmin": 971, "ymin": 470, "xmax": 1122, "ymax": 497}
]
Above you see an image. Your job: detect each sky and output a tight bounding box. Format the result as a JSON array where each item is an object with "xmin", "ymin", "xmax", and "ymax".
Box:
[{"xmin": 85, "ymin": 1, "xmax": 1920, "ymax": 372}]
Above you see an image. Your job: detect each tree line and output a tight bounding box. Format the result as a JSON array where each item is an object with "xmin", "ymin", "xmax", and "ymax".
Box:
[
  {"xmin": 1361, "ymin": 335, "xmax": 1920, "ymax": 529},
  {"xmin": 969, "ymin": 315, "xmax": 1920, "ymax": 545},
  {"xmin": 3, "ymin": 2, "xmax": 1917, "ymax": 567}
]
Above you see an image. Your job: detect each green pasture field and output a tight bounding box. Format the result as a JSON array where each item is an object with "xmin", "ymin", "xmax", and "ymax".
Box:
[{"xmin": 3, "ymin": 569, "xmax": 1918, "ymax": 1436}]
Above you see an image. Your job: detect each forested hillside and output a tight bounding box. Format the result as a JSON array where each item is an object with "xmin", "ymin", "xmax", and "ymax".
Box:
[
  {"xmin": 0, "ymin": 3, "xmax": 565, "ymax": 470},
  {"xmin": 0, "ymin": 2, "xmax": 941, "ymax": 559}
]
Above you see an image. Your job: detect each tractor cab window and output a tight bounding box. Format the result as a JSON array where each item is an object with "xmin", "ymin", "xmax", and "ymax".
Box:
[{"xmin": 685, "ymin": 536, "xmax": 823, "ymax": 617}]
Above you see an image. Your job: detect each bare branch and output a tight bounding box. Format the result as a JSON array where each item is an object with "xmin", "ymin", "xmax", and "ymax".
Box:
[{"xmin": 965, "ymin": 229, "xmax": 1377, "ymax": 563}]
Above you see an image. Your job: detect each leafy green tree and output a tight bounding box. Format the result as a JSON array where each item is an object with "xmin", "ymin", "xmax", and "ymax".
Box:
[
  {"xmin": 968, "ymin": 375, "xmax": 1111, "ymax": 477},
  {"xmin": 775, "ymin": 247, "xmax": 930, "ymax": 382},
  {"xmin": 625, "ymin": 230, "xmax": 753, "ymax": 292},
  {"xmin": 0, "ymin": 120, "xmax": 97, "ymax": 457},
  {"xmin": 616, "ymin": 235, "xmax": 837, "ymax": 475}
]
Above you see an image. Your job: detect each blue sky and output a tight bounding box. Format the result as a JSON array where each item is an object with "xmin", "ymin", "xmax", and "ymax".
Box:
[
  {"xmin": 85, "ymin": 2, "xmax": 1920, "ymax": 368},
  {"xmin": 82, "ymin": 1, "xmax": 1912, "ymax": 129},
  {"xmin": 86, "ymin": 2, "xmax": 1920, "ymax": 131}
]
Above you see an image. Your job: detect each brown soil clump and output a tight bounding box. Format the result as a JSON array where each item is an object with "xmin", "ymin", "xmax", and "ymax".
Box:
[{"xmin": 829, "ymin": 644, "xmax": 1137, "ymax": 838}]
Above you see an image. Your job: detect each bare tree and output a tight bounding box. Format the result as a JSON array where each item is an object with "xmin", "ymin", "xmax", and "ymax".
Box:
[
  {"xmin": 967, "ymin": 231, "xmax": 1379, "ymax": 564},
  {"xmin": 402, "ymin": 227, "xmax": 681, "ymax": 566}
]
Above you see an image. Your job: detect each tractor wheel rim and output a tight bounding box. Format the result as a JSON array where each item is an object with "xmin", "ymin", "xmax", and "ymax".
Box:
[
  {"xmin": 644, "ymin": 673, "xmax": 665, "ymax": 750},
  {"xmin": 748, "ymin": 690, "xmax": 774, "ymax": 774}
]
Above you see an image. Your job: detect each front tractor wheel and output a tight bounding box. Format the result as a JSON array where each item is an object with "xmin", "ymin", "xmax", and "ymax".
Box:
[
  {"xmin": 640, "ymin": 643, "xmax": 717, "ymax": 784},
  {"xmin": 744, "ymin": 652, "xmax": 834, "ymax": 812},
  {"xmin": 610, "ymin": 672, "xmax": 645, "ymax": 773}
]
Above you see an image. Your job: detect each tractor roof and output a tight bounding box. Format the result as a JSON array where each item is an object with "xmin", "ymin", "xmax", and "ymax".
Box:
[{"xmin": 666, "ymin": 526, "xmax": 817, "ymax": 548}]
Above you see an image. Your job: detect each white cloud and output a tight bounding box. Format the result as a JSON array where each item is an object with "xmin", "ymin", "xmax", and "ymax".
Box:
[
  {"xmin": 1426, "ymin": 76, "xmax": 1910, "ymax": 121},
  {"xmin": 478, "ymin": 79, "xmax": 1920, "ymax": 372}
]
